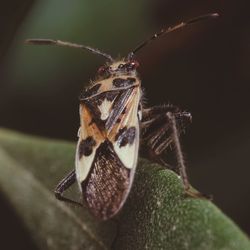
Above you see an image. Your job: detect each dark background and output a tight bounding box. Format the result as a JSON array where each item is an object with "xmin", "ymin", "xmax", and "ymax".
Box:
[{"xmin": 0, "ymin": 1, "xmax": 249, "ymax": 249}]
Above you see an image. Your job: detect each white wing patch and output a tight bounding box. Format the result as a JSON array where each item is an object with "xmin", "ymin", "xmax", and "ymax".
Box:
[
  {"xmin": 113, "ymin": 124, "xmax": 139, "ymax": 169},
  {"xmin": 75, "ymin": 140, "xmax": 97, "ymax": 186},
  {"xmin": 98, "ymin": 98, "xmax": 113, "ymax": 120}
]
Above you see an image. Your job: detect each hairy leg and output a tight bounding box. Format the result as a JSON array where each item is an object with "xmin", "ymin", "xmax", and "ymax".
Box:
[{"xmin": 141, "ymin": 105, "xmax": 206, "ymax": 198}]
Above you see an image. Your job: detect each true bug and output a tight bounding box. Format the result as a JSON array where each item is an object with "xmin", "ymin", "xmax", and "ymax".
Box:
[{"xmin": 26, "ymin": 13, "xmax": 218, "ymax": 220}]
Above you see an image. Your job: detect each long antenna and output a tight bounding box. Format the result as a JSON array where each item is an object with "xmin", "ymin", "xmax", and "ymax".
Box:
[
  {"xmin": 25, "ymin": 39, "xmax": 114, "ymax": 61},
  {"xmin": 128, "ymin": 13, "xmax": 219, "ymax": 59}
]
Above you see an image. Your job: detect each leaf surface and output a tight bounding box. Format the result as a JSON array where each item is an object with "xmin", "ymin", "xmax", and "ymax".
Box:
[{"xmin": 0, "ymin": 128, "xmax": 249, "ymax": 250}]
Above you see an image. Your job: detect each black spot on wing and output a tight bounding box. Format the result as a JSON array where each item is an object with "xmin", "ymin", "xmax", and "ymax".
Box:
[
  {"xmin": 80, "ymin": 83, "xmax": 101, "ymax": 99},
  {"xmin": 79, "ymin": 136, "xmax": 96, "ymax": 158},
  {"xmin": 82, "ymin": 140, "xmax": 130, "ymax": 220},
  {"xmin": 105, "ymin": 91, "xmax": 118, "ymax": 101},
  {"xmin": 115, "ymin": 126, "xmax": 136, "ymax": 147},
  {"xmin": 127, "ymin": 77, "xmax": 136, "ymax": 83},
  {"xmin": 138, "ymin": 103, "xmax": 142, "ymax": 111},
  {"xmin": 113, "ymin": 77, "xmax": 136, "ymax": 88}
]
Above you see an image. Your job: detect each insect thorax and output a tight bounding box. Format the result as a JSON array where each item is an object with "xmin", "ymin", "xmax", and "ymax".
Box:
[{"xmin": 79, "ymin": 60, "xmax": 141, "ymax": 134}]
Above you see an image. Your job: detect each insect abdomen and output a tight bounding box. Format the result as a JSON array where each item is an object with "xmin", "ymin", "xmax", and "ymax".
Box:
[{"xmin": 82, "ymin": 140, "xmax": 130, "ymax": 219}]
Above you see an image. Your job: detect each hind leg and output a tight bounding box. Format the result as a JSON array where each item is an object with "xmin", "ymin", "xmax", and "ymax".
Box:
[{"xmin": 141, "ymin": 105, "xmax": 206, "ymax": 198}]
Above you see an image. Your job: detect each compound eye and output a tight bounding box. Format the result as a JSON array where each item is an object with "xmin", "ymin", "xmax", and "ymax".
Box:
[
  {"xmin": 131, "ymin": 60, "xmax": 139, "ymax": 68},
  {"xmin": 118, "ymin": 64, "xmax": 125, "ymax": 69},
  {"xmin": 97, "ymin": 66, "xmax": 107, "ymax": 75}
]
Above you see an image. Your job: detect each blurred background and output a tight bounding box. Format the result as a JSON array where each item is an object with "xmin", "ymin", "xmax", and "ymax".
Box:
[{"xmin": 0, "ymin": 0, "xmax": 249, "ymax": 248}]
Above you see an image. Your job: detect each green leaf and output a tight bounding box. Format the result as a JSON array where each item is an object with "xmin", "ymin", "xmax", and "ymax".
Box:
[{"xmin": 0, "ymin": 128, "xmax": 249, "ymax": 250}]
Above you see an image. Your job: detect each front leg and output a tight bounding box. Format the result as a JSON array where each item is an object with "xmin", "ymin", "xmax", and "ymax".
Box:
[
  {"xmin": 54, "ymin": 169, "xmax": 83, "ymax": 206},
  {"xmin": 140, "ymin": 104, "xmax": 205, "ymax": 198}
]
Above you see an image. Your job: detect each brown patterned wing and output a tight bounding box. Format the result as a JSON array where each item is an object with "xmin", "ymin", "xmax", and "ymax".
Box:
[{"xmin": 81, "ymin": 140, "xmax": 130, "ymax": 220}]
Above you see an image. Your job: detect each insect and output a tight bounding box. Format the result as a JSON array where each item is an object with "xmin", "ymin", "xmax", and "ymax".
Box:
[{"xmin": 26, "ymin": 13, "xmax": 218, "ymax": 220}]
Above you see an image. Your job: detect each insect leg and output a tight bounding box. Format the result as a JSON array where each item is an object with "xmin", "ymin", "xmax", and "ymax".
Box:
[
  {"xmin": 166, "ymin": 112, "xmax": 209, "ymax": 199},
  {"xmin": 166, "ymin": 111, "xmax": 190, "ymax": 189},
  {"xmin": 141, "ymin": 105, "xmax": 205, "ymax": 198},
  {"xmin": 141, "ymin": 104, "xmax": 191, "ymax": 159},
  {"xmin": 54, "ymin": 169, "xmax": 83, "ymax": 206}
]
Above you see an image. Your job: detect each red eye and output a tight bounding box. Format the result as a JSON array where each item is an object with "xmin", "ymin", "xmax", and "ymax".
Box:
[
  {"xmin": 97, "ymin": 66, "xmax": 107, "ymax": 75},
  {"xmin": 130, "ymin": 60, "xmax": 139, "ymax": 68}
]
